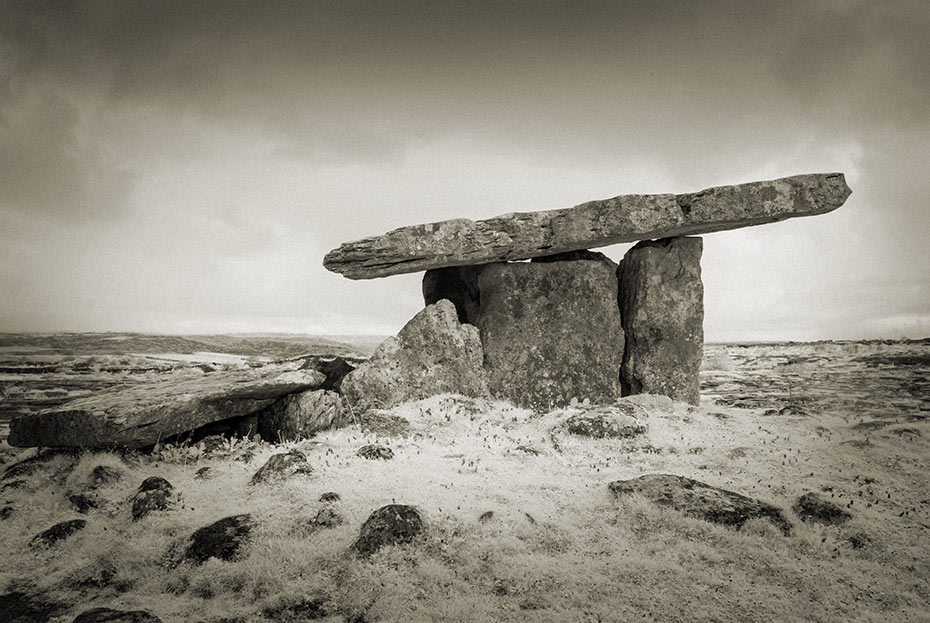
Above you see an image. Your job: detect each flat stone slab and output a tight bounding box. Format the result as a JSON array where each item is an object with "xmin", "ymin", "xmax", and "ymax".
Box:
[
  {"xmin": 7, "ymin": 364, "xmax": 324, "ymax": 449},
  {"xmin": 324, "ymin": 173, "xmax": 850, "ymax": 279}
]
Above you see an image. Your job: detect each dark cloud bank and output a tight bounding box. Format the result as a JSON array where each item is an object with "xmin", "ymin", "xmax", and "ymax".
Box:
[{"xmin": 1, "ymin": 1, "xmax": 928, "ymax": 338}]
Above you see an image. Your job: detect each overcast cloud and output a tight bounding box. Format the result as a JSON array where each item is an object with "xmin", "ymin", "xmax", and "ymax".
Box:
[{"xmin": 1, "ymin": 0, "xmax": 928, "ymax": 340}]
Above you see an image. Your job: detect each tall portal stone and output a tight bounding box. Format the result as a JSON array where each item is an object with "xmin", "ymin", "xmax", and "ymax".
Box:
[
  {"xmin": 619, "ymin": 237, "xmax": 703, "ymax": 404},
  {"xmin": 477, "ymin": 258, "xmax": 624, "ymax": 410}
]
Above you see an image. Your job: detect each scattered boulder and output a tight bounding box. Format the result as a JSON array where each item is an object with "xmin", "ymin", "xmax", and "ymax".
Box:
[
  {"xmin": 69, "ymin": 493, "xmax": 99, "ymax": 514},
  {"xmin": 477, "ymin": 259, "xmax": 623, "ymax": 409},
  {"xmin": 250, "ymin": 450, "xmax": 312, "ymax": 486},
  {"xmin": 319, "ymin": 491, "xmax": 341, "ymax": 503},
  {"xmin": 72, "ymin": 607, "xmax": 162, "ymax": 623},
  {"xmin": 31, "ymin": 519, "xmax": 87, "ymax": 547},
  {"xmin": 131, "ymin": 477, "xmax": 174, "ymax": 520},
  {"xmin": 8, "ymin": 364, "xmax": 325, "ymax": 449},
  {"xmin": 183, "ymin": 514, "xmax": 253, "ymax": 564},
  {"xmin": 351, "ymin": 504, "xmax": 425, "ymax": 557},
  {"xmin": 0, "ymin": 505, "xmax": 13, "ymax": 519},
  {"xmin": 793, "ymin": 492, "xmax": 852, "ymax": 525},
  {"xmin": 138, "ymin": 476, "xmax": 172, "ymax": 493},
  {"xmin": 253, "ymin": 389, "xmax": 348, "ymax": 442},
  {"xmin": 356, "ymin": 444, "xmax": 394, "ymax": 460},
  {"xmin": 341, "ymin": 300, "xmax": 489, "ymax": 411},
  {"xmin": 619, "ymin": 237, "xmax": 704, "ymax": 405},
  {"xmin": 1, "ymin": 590, "xmax": 65, "ymax": 623},
  {"xmin": 609, "ymin": 474, "xmax": 792, "ymax": 536},
  {"xmin": 563, "ymin": 404, "xmax": 647, "ymax": 439},
  {"xmin": 323, "ymin": 173, "xmax": 852, "ymax": 279}
]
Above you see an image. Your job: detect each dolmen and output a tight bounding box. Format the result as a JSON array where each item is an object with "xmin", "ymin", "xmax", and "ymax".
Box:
[{"xmin": 326, "ymin": 173, "xmax": 851, "ymax": 410}]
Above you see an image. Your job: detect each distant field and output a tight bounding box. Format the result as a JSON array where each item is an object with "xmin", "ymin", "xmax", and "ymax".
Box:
[{"xmin": 0, "ymin": 333, "xmax": 386, "ymax": 434}]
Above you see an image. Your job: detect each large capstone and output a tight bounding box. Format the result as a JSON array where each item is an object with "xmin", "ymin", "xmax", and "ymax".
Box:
[
  {"xmin": 476, "ymin": 257, "xmax": 623, "ymax": 409},
  {"xmin": 324, "ymin": 173, "xmax": 851, "ymax": 279},
  {"xmin": 341, "ymin": 299, "xmax": 489, "ymax": 411},
  {"xmin": 619, "ymin": 236, "xmax": 703, "ymax": 404}
]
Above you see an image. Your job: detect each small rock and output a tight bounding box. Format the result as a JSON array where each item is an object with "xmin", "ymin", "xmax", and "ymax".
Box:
[
  {"xmin": 0, "ymin": 505, "xmax": 13, "ymax": 519},
  {"xmin": 137, "ymin": 477, "xmax": 173, "ymax": 494},
  {"xmin": 356, "ymin": 444, "xmax": 394, "ymax": 460},
  {"xmin": 351, "ymin": 504, "xmax": 425, "ymax": 557},
  {"xmin": 90, "ymin": 465, "xmax": 123, "ymax": 488},
  {"xmin": 183, "ymin": 514, "xmax": 253, "ymax": 564},
  {"xmin": 132, "ymin": 489, "xmax": 172, "ymax": 521},
  {"xmin": 31, "ymin": 519, "xmax": 87, "ymax": 547},
  {"xmin": 72, "ymin": 607, "xmax": 162, "ymax": 622},
  {"xmin": 310, "ymin": 507, "xmax": 343, "ymax": 529},
  {"xmin": 319, "ymin": 492, "xmax": 341, "ymax": 503},
  {"xmin": 131, "ymin": 477, "xmax": 174, "ymax": 520},
  {"xmin": 793, "ymin": 492, "xmax": 852, "ymax": 525},
  {"xmin": 249, "ymin": 450, "xmax": 313, "ymax": 485},
  {"xmin": 514, "ymin": 445, "xmax": 541, "ymax": 455},
  {"xmin": 69, "ymin": 493, "xmax": 99, "ymax": 514},
  {"xmin": 478, "ymin": 511, "xmax": 494, "ymax": 523},
  {"xmin": 1, "ymin": 460, "xmax": 41, "ymax": 481},
  {"xmin": 194, "ymin": 466, "xmax": 212, "ymax": 480},
  {"xmin": 563, "ymin": 405, "xmax": 647, "ymax": 439},
  {"xmin": 609, "ymin": 474, "xmax": 792, "ymax": 535}
]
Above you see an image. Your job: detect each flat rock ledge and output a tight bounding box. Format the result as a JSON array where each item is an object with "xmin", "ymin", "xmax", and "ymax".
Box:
[
  {"xmin": 7, "ymin": 364, "xmax": 324, "ymax": 449},
  {"xmin": 324, "ymin": 173, "xmax": 850, "ymax": 279},
  {"xmin": 609, "ymin": 474, "xmax": 793, "ymax": 536}
]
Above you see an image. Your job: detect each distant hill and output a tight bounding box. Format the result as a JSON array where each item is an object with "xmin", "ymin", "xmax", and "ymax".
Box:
[{"xmin": 0, "ymin": 333, "xmax": 385, "ymax": 359}]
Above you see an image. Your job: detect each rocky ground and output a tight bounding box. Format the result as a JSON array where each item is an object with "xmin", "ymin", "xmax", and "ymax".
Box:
[{"xmin": 1, "ymin": 338, "xmax": 929, "ymax": 622}]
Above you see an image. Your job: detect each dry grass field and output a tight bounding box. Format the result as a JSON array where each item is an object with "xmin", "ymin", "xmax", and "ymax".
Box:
[{"xmin": 1, "ymin": 339, "xmax": 929, "ymax": 622}]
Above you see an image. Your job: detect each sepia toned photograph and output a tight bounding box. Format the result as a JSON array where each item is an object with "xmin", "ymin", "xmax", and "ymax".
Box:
[{"xmin": 1, "ymin": 2, "xmax": 928, "ymax": 621}]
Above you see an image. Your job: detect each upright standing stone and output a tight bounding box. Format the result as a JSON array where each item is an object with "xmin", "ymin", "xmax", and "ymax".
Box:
[
  {"xmin": 477, "ymin": 258, "xmax": 623, "ymax": 409},
  {"xmin": 619, "ymin": 236, "xmax": 703, "ymax": 404}
]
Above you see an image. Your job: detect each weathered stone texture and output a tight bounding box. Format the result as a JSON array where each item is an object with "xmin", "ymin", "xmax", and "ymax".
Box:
[
  {"xmin": 7, "ymin": 365, "xmax": 325, "ymax": 449},
  {"xmin": 609, "ymin": 474, "xmax": 792, "ymax": 535},
  {"xmin": 341, "ymin": 299, "xmax": 489, "ymax": 411},
  {"xmin": 253, "ymin": 389, "xmax": 348, "ymax": 442},
  {"xmin": 324, "ymin": 173, "xmax": 850, "ymax": 279},
  {"xmin": 619, "ymin": 236, "xmax": 703, "ymax": 404},
  {"xmin": 477, "ymin": 259, "xmax": 623, "ymax": 409}
]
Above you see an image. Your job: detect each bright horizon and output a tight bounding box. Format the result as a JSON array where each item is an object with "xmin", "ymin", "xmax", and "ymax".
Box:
[{"xmin": 2, "ymin": 2, "xmax": 929, "ymax": 341}]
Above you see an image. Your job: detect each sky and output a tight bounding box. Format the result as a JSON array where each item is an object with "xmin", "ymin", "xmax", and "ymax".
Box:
[{"xmin": 1, "ymin": 0, "xmax": 928, "ymax": 341}]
